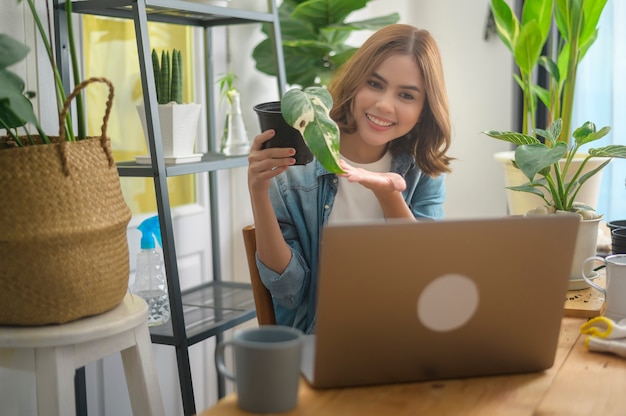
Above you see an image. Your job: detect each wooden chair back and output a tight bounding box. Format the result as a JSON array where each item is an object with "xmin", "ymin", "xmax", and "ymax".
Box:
[{"xmin": 242, "ymin": 224, "xmax": 276, "ymax": 325}]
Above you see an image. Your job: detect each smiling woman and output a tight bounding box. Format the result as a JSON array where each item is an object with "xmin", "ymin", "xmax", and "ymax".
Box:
[
  {"xmin": 82, "ymin": 16, "xmax": 196, "ymax": 214},
  {"xmin": 247, "ymin": 24, "xmax": 454, "ymax": 335}
]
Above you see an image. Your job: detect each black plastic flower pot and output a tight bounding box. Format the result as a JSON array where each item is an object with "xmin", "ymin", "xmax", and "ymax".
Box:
[
  {"xmin": 611, "ymin": 228, "xmax": 626, "ymax": 254},
  {"xmin": 253, "ymin": 101, "xmax": 314, "ymax": 166},
  {"xmin": 607, "ymin": 220, "xmax": 626, "ymax": 232}
]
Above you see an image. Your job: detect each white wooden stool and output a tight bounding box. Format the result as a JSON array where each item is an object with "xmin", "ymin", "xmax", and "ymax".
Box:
[{"xmin": 0, "ymin": 292, "xmax": 165, "ymax": 416}]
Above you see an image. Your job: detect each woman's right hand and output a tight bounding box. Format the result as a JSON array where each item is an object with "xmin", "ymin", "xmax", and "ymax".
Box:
[{"xmin": 248, "ymin": 129, "xmax": 296, "ymax": 193}]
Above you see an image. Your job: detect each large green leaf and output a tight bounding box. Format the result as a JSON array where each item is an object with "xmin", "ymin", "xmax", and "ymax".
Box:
[
  {"xmin": 265, "ymin": 2, "xmax": 315, "ymax": 41},
  {"xmin": 253, "ymin": 0, "xmax": 398, "ymax": 88},
  {"xmin": 514, "ymin": 21, "xmax": 544, "ymax": 75},
  {"xmin": 521, "ymin": 0, "xmax": 553, "ymax": 40},
  {"xmin": 482, "ymin": 130, "xmax": 540, "ymax": 145},
  {"xmin": 589, "ymin": 145, "xmax": 626, "ymax": 158},
  {"xmin": 331, "ymin": 14, "xmax": 402, "ymax": 31},
  {"xmin": 0, "ymin": 34, "xmax": 30, "ymax": 70},
  {"xmin": 0, "ymin": 35, "xmax": 40, "ymax": 131},
  {"xmin": 292, "ymin": 0, "xmax": 369, "ymax": 29},
  {"xmin": 490, "ymin": 0, "xmax": 519, "ymax": 53},
  {"xmin": 0, "ymin": 70, "xmax": 26, "ymax": 99},
  {"xmin": 281, "ymin": 87, "xmax": 344, "ymax": 173},
  {"xmin": 515, "ymin": 142, "xmax": 568, "ymax": 181},
  {"xmin": 0, "ymin": 70, "xmax": 38, "ymax": 128}
]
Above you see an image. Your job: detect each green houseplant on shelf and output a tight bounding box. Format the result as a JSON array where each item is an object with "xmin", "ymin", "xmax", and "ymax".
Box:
[
  {"xmin": 136, "ymin": 48, "xmax": 201, "ymax": 163},
  {"xmin": 252, "ymin": 0, "xmax": 399, "ymax": 88},
  {"xmin": 484, "ymin": 0, "xmax": 625, "ymax": 288},
  {"xmin": 0, "ymin": 0, "xmax": 132, "ymax": 325}
]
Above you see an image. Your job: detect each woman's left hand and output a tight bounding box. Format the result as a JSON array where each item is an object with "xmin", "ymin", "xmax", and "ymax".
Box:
[{"xmin": 338, "ymin": 159, "xmax": 406, "ymax": 194}]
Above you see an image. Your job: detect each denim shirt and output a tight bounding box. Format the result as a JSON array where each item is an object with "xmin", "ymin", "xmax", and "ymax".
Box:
[{"xmin": 255, "ymin": 152, "xmax": 445, "ymax": 334}]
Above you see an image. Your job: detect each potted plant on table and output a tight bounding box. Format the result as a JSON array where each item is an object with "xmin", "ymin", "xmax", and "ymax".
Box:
[
  {"xmin": 488, "ymin": 0, "xmax": 611, "ymax": 215},
  {"xmin": 484, "ymin": 0, "xmax": 626, "ymax": 289},
  {"xmin": 0, "ymin": 0, "xmax": 131, "ymax": 325},
  {"xmin": 136, "ymin": 48, "xmax": 202, "ymax": 164}
]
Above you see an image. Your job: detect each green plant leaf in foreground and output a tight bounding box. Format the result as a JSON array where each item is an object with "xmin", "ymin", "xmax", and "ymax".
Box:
[
  {"xmin": 515, "ymin": 142, "xmax": 568, "ymax": 182},
  {"xmin": 281, "ymin": 87, "xmax": 344, "ymax": 173},
  {"xmin": 482, "ymin": 130, "xmax": 540, "ymax": 145},
  {"xmin": 589, "ymin": 145, "xmax": 626, "ymax": 159}
]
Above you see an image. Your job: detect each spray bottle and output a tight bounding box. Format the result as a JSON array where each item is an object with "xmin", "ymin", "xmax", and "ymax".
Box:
[{"xmin": 131, "ymin": 215, "xmax": 170, "ymax": 326}]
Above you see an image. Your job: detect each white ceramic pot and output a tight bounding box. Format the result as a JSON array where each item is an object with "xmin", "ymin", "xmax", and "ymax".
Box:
[
  {"xmin": 494, "ymin": 151, "xmax": 608, "ymax": 216},
  {"xmin": 137, "ymin": 103, "xmax": 202, "ymax": 158},
  {"xmin": 569, "ymin": 217, "xmax": 601, "ymax": 290}
]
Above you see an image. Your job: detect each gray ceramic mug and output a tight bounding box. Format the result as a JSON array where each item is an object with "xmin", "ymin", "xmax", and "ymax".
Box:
[{"xmin": 215, "ymin": 326, "xmax": 303, "ymax": 413}]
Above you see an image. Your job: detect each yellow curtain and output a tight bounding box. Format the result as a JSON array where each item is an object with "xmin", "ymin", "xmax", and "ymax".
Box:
[{"xmin": 82, "ymin": 16, "xmax": 196, "ymax": 214}]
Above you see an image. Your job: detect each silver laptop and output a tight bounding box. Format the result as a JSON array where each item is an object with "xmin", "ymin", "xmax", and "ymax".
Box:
[{"xmin": 301, "ymin": 215, "xmax": 579, "ymax": 389}]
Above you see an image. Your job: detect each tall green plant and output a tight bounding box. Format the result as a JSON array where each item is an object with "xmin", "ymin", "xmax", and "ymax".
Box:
[
  {"xmin": 152, "ymin": 49, "xmax": 182, "ymax": 104},
  {"xmin": 549, "ymin": 0, "xmax": 607, "ymax": 143},
  {"xmin": 490, "ymin": 0, "xmax": 552, "ymax": 136},
  {"xmin": 490, "ymin": 0, "xmax": 607, "ymax": 142},
  {"xmin": 253, "ymin": 0, "xmax": 399, "ymax": 88}
]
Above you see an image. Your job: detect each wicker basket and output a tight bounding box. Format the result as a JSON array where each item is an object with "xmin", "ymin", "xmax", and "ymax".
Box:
[{"xmin": 0, "ymin": 78, "xmax": 132, "ymax": 325}]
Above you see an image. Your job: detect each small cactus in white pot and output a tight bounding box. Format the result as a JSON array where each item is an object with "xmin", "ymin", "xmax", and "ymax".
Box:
[
  {"xmin": 137, "ymin": 49, "xmax": 201, "ymax": 163},
  {"xmin": 153, "ymin": 49, "xmax": 183, "ymax": 104}
]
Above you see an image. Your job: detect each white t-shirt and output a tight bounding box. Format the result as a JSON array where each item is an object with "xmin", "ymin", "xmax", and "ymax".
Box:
[{"xmin": 328, "ymin": 151, "xmax": 393, "ymax": 224}]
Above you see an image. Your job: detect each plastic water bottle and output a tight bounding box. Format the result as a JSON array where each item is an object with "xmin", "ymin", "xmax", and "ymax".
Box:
[{"xmin": 131, "ymin": 216, "xmax": 170, "ymax": 326}]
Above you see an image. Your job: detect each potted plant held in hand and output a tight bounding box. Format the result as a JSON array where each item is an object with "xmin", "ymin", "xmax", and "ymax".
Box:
[
  {"xmin": 0, "ymin": 4, "xmax": 131, "ymax": 326},
  {"xmin": 137, "ymin": 49, "xmax": 202, "ymax": 164},
  {"xmin": 253, "ymin": 87, "xmax": 344, "ymax": 173}
]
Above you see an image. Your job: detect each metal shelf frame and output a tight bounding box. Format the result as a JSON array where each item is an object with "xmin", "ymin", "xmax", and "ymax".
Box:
[{"xmin": 52, "ymin": 1, "xmax": 286, "ymax": 414}]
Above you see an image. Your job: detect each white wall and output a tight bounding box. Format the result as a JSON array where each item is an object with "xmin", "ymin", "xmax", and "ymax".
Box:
[{"xmin": 1, "ymin": 0, "xmax": 515, "ymax": 414}]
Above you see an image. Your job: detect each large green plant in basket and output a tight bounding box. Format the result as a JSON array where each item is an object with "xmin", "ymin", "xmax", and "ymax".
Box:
[
  {"xmin": 0, "ymin": 1, "xmax": 132, "ymax": 325},
  {"xmin": 1, "ymin": 0, "xmax": 89, "ymax": 145}
]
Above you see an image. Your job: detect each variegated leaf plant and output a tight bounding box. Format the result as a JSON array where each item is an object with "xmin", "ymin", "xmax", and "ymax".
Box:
[{"xmin": 281, "ymin": 87, "xmax": 344, "ymax": 174}]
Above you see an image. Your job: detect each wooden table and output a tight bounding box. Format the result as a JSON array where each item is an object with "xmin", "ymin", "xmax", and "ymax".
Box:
[{"xmin": 198, "ymin": 317, "xmax": 626, "ymax": 415}]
